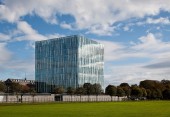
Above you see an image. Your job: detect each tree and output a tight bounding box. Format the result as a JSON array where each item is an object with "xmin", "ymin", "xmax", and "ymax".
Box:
[
  {"xmin": 140, "ymin": 80, "xmax": 164, "ymax": 91},
  {"xmin": 83, "ymin": 83, "xmax": 93, "ymax": 101},
  {"xmin": 0, "ymin": 82, "xmax": 6, "ymax": 93},
  {"xmin": 139, "ymin": 80, "xmax": 164, "ymax": 100},
  {"xmin": 119, "ymin": 83, "xmax": 131, "ymax": 98},
  {"xmin": 146, "ymin": 89, "xmax": 152, "ymax": 99},
  {"xmin": 105, "ymin": 85, "xmax": 117, "ymax": 101},
  {"xmin": 67, "ymin": 87, "xmax": 75, "ymax": 102},
  {"xmin": 151, "ymin": 89, "xmax": 162, "ymax": 99},
  {"xmin": 30, "ymin": 88, "xmax": 36, "ymax": 103},
  {"xmin": 53, "ymin": 87, "xmax": 65, "ymax": 101},
  {"xmin": 161, "ymin": 80, "xmax": 170, "ymax": 89},
  {"xmin": 27, "ymin": 83, "xmax": 35, "ymax": 91},
  {"xmin": 117, "ymin": 87, "xmax": 125, "ymax": 100},
  {"xmin": 83, "ymin": 83, "xmax": 93, "ymax": 95},
  {"xmin": 93, "ymin": 83, "xmax": 102, "ymax": 101},
  {"xmin": 20, "ymin": 85, "xmax": 30, "ymax": 103},
  {"xmin": 162, "ymin": 89, "xmax": 170, "ymax": 100},
  {"xmin": 54, "ymin": 87, "xmax": 65, "ymax": 94},
  {"xmin": 21, "ymin": 85, "xmax": 30, "ymax": 93},
  {"xmin": 10, "ymin": 83, "xmax": 22, "ymax": 102},
  {"xmin": 10, "ymin": 82, "xmax": 22, "ymax": 93},
  {"xmin": 120, "ymin": 83, "xmax": 130, "ymax": 88},
  {"xmin": 122, "ymin": 87, "xmax": 131, "ymax": 98},
  {"xmin": 131, "ymin": 86, "xmax": 143, "ymax": 99},
  {"xmin": 75, "ymin": 87, "xmax": 85, "ymax": 102},
  {"xmin": 141, "ymin": 88, "xmax": 147, "ymax": 97}
]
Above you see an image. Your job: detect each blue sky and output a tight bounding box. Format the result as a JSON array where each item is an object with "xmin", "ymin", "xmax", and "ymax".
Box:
[{"xmin": 0, "ymin": 0, "xmax": 170, "ymax": 86}]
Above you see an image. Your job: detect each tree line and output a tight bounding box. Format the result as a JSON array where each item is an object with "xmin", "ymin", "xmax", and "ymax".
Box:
[
  {"xmin": 0, "ymin": 79, "xmax": 170, "ymax": 100},
  {"xmin": 53, "ymin": 80, "xmax": 170, "ymax": 100},
  {"xmin": 0, "ymin": 81, "xmax": 35, "ymax": 94},
  {"xmin": 105, "ymin": 79, "xmax": 170, "ymax": 100},
  {"xmin": 53, "ymin": 83, "xmax": 103, "ymax": 96}
]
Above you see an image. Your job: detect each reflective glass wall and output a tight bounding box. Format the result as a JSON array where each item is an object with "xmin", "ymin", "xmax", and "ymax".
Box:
[
  {"xmin": 77, "ymin": 36, "xmax": 104, "ymax": 88},
  {"xmin": 35, "ymin": 35, "xmax": 104, "ymax": 93}
]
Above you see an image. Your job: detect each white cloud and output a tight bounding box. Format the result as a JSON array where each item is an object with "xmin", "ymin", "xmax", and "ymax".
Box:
[
  {"xmin": 15, "ymin": 21, "xmax": 65, "ymax": 42},
  {"xmin": 87, "ymin": 24, "xmax": 115, "ymax": 36},
  {"xmin": 0, "ymin": 21, "xmax": 65, "ymax": 43},
  {"xmin": 97, "ymin": 33, "xmax": 170, "ymax": 86},
  {"xmin": 17, "ymin": 21, "xmax": 37, "ymax": 35},
  {"xmin": 132, "ymin": 33, "xmax": 170, "ymax": 60},
  {"xmin": 136, "ymin": 17, "xmax": 170, "ymax": 28},
  {"xmin": 1, "ymin": 0, "xmax": 170, "ymax": 35},
  {"xmin": 98, "ymin": 33, "xmax": 170, "ymax": 62},
  {"xmin": 146, "ymin": 17, "xmax": 170, "ymax": 25},
  {"xmin": 0, "ymin": 33, "xmax": 11, "ymax": 41},
  {"xmin": 105, "ymin": 64, "xmax": 170, "ymax": 86},
  {"xmin": 0, "ymin": 43, "xmax": 11, "ymax": 64},
  {"xmin": 0, "ymin": 58, "xmax": 35, "ymax": 80},
  {"xmin": 15, "ymin": 21, "xmax": 46, "ymax": 41},
  {"xmin": 60, "ymin": 22, "xmax": 74, "ymax": 30},
  {"xmin": 46, "ymin": 33, "xmax": 65, "ymax": 40},
  {"xmin": 97, "ymin": 40, "xmax": 124, "ymax": 61},
  {"xmin": 123, "ymin": 26, "xmax": 129, "ymax": 31}
]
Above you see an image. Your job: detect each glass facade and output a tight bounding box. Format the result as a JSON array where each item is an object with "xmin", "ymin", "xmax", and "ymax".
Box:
[{"xmin": 35, "ymin": 35, "xmax": 104, "ymax": 93}]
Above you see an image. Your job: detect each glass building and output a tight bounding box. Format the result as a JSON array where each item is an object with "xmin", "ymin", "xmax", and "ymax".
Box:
[{"xmin": 35, "ymin": 35, "xmax": 104, "ymax": 93}]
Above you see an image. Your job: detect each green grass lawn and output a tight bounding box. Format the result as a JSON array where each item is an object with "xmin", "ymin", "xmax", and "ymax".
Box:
[{"xmin": 0, "ymin": 101, "xmax": 170, "ymax": 117}]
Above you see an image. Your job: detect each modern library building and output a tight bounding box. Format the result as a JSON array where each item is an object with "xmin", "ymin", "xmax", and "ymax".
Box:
[{"xmin": 35, "ymin": 35, "xmax": 104, "ymax": 93}]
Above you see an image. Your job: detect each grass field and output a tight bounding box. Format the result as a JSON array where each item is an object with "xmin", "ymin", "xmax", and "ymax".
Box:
[{"xmin": 0, "ymin": 101, "xmax": 170, "ymax": 117}]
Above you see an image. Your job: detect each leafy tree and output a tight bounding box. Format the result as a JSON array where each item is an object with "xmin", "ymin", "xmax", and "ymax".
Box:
[
  {"xmin": 122, "ymin": 87, "xmax": 131, "ymax": 98},
  {"xmin": 20, "ymin": 85, "xmax": 30, "ymax": 103},
  {"xmin": 53, "ymin": 87, "xmax": 65, "ymax": 94},
  {"xmin": 131, "ymin": 86, "xmax": 143, "ymax": 99},
  {"xmin": 0, "ymin": 82, "xmax": 6, "ymax": 93},
  {"xmin": 67, "ymin": 87, "xmax": 75, "ymax": 95},
  {"xmin": 21, "ymin": 85, "xmax": 30, "ymax": 94},
  {"xmin": 53, "ymin": 87, "xmax": 65, "ymax": 101},
  {"xmin": 146, "ymin": 89, "xmax": 152, "ymax": 99},
  {"xmin": 75, "ymin": 87, "xmax": 85, "ymax": 102},
  {"xmin": 120, "ymin": 83, "xmax": 130, "ymax": 88},
  {"xmin": 161, "ymin": 80, "xmax": 170, "ymax": 89},
  {"xmin": 93, "ymin": 83, "xmax": 102, "ymax": 101},
  {"xmin": 27, "ymin": 83, "xmax": 35, "ymax": 91},
  {"xmin": 117, "ymin": 87, "xmax": 125, "ymax": 97},
  {"xmin": 151, "ymin": 89, "xmax": 162, "ymax": 99},
  {"xmin": 141, "ymin": 88, "xmax": 147, "ymax": 97},
  {"xmin": 105, "ymin": 85, "xmax": 117, "ymax": 101},
  {"xmin": 30, "ymin": 89, "xmax": 36, "ymax": 103},
  {"xmin": 83, "ymin": 83, "xmax": 93, "ymax": 95},
  {"xmin": 162, "ymin": 89, "xmax": 170, "ymax": 100},
  {"xmin": 67, "ymin": 87, "xmax": 75, "ymax": 101},
  {"xmin": 93, "ymin": 84, "xmax": 102, "ymax": 94},
  {"xmin": 119, "ymin": 83, "xmax": 131, "ymax": 98},
  {"xmin": 83, "ymin": 83, "xmax": 93, "ymax": 101},
  {"xmin": 10, "ymin": 82, "xmax": 22, "ymax": 93},
  {"xmin": 139, "ymin": 80, "xmax": 164, "ymax": 100},
  {"xmin": 140, "ymin": 80, "xmax": 164, "ymax": 91}
]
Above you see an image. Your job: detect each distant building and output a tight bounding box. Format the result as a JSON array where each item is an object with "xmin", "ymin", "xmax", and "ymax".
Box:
[
  {"xmin": 35, "ymin": 35, "xmax": 104, "ymax": 93},
  {"xmin": 5, "ymin": 78, "xmax": 35, "ymax": 86}
]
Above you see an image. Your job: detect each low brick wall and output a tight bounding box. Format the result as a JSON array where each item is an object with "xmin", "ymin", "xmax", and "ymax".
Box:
[
  {"xmin": 62, "ymin": 95, "xmax": 126, "ymax": 102},
  {"xmin": 0, "ymin": 94, "xmax": 55, "ymax": 103},
  {"xmin": 0, "ymin": 94, "xmax": 126, "ymax": 103}
]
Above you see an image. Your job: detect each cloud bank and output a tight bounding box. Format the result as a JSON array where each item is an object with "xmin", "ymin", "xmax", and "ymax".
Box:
[{"xmin": 1, "ymin": 0, "xmax": 170, "ymax": 35}]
